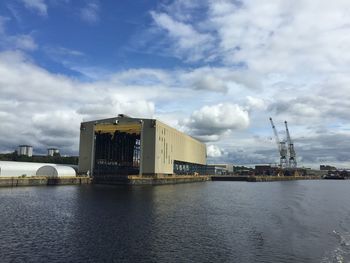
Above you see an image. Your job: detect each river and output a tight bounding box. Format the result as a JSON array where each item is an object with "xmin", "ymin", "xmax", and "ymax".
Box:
[{"xmin": 0, "ymin": 180, "xmax": 349, "ymax": 262}]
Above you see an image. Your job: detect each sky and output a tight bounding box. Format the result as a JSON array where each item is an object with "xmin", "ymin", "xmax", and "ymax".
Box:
[{"xmin": 0, "ymin": 0, "xmax": 349, "ymax": 168}]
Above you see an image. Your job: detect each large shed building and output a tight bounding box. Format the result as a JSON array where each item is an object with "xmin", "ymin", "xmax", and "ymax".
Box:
[{"xmin": 78, "ymin": 115, "xmax": 207, "ymax": 177}]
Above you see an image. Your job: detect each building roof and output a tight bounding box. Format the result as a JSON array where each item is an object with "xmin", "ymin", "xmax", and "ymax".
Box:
[{"xmin": 82, "ymin": 115, "xmax": 205, "ymax": 144}]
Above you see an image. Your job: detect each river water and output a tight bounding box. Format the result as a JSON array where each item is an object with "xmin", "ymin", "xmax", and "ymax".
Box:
[{"xmin": 0, "ymin": 181, "xmax": 350, "ymax": 263}]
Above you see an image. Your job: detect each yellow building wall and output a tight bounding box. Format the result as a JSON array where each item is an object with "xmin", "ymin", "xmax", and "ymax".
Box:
[{"xmin": 154, "ymin": 120, "xmax": 207, "ymax": 175}]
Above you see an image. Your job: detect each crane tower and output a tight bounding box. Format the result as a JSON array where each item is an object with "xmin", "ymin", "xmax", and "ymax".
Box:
[
  {"xmin": 269, "ymin": 117, "xmax": 288, "ymax": 168},
  {"xmin": 284, "ymin": 121, "xmax": 297, "ymax": 168}
]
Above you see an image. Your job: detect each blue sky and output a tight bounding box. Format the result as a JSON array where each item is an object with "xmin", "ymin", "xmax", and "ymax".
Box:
[
  {"xmin": 0, "ymin": 0, "xmax": 349, "ymax": 168},
  {"xmin": 0, "ymin": 1, "xmax": 181, "ymax": 76}
]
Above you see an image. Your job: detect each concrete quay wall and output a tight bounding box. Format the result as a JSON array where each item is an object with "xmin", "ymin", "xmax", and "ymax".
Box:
[
  {"xmin": 93, "ymin": 175, "xmax": 209, "ymax": 185},
  {"xmin": 0, "ymin": 177, "xmax": 91, "ymax": 187},
  {"xmin": 249, "ymin": 175, "xmax": 321, "ymax": 182},
  {"xmin": 211, "ymin": 175, "xmax": 322, "ymax": 182}
]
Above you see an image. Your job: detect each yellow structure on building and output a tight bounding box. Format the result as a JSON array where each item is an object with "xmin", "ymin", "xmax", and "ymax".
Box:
[{"xmin": 78, "ymin": 115, "xmax": 207, "ymax": 177}]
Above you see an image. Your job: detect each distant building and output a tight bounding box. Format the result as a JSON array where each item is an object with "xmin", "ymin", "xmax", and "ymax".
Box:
[
  {"xmin": 320, "ymin": 165, "xmax": 337, "ymax": 171},
  {"xmin": 18, "ymin": 145, "xmax": 33, "ymax": 157},
  {"xmin": 305, "ymin": 169, "xmax": 328, "ymax": 177},
  {"xmin": 205, "ymin": 164, "xmax": 234, "ymax": 175},
  {"xmin": 255, "ymin": 165, "xmax": 275, "ymax": 176},
  {"xmin": 213, "ymin": 164, "xmax": 233, "ymax": 173},
  {"xmin": 206, "ymin": 165, "xmax": 229, "ymax": 175},
  {"xmin": 233, "ymin": 165, "xmax": 255, "ymax": 176},
  {"xmin": 47, "ymin": 148, "xmax": 60, "ymax": 156}
]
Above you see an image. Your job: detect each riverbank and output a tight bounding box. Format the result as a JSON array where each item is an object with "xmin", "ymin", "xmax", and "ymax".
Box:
[
  {"xmin": 0, "ymin": 176, "xmax": 91, "ymax": 187},
  {"xmin": 93, "ymin": 175, "xmax": 210, "ymax": 185},
  {"xmin": 211, "ymin": 175, "xmax": 322, "ymax": 182},
  {"xmin": 0, "ymin": 175, "xmax": 322, "ymax": 187}
]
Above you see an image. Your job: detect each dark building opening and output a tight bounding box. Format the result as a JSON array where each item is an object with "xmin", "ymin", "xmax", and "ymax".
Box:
[{"xmin": 93, "ymin": 123, "xmax": 141, "ymax": 176}]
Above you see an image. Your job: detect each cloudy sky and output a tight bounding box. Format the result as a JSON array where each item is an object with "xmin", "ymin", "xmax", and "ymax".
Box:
[{"xmin": 0, "ymin": 0, "xmax": 349, "ymax": 168}]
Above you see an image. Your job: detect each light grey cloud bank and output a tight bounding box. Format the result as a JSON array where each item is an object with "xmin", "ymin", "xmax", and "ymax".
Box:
[{"xmin": 0, "ymin": 51, "xmax": 155, "ymax": 154}]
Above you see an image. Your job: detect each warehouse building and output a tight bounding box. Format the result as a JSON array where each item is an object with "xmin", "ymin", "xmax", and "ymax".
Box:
[{"xmin": 78, "ymin": 115, "xmax": 207, "ymax": 177}]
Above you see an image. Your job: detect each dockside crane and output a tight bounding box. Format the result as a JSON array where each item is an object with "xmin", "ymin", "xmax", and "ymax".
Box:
[
  {"xmin": 284, "ymin": 121, "xmax": 297, "ymax": 168},
  {"xmin": 269, "ymin": 117, "xmax": 288, "ymax": 169}
]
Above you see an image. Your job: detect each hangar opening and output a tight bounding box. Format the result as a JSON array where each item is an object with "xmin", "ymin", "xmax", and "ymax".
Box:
[{"xmin": 94, "ymin": 123, "xmax": 141, "ymax": 176}]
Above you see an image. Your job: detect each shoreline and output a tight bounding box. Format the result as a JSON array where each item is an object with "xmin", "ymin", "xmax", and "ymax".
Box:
[
  {"xmin": 0, "ymin": 175, "xmax": 337, "ymax": 187},
  {"xmin": 0, "ymin": 176, "xmax": 91, "ymax": 187},
  {"xmin": 211, "ymin": 175, "xmax": 322, "ymax": 182}
]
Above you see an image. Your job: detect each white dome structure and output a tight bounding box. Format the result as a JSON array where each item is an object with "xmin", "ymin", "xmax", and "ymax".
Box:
[
  {"xmin": 0, "ymin": 161, "xmax": 77, "ymax": 177},
  {"xmin": 36, "ymin": 165, "xmax": 76, "ymax": 177},
  {"xmin": 0, "ymin": 161, "xmax": 45, "ymax": 177}
]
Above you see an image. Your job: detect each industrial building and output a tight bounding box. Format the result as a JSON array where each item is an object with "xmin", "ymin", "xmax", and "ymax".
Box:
[
  {"xmin": 18, "ymin": 145, "xmax": 33, "ymax": 157},
  {"xmin": 78, "ymin": 115, "xmax": 207, "ymax": 177},
  {"xmin": 254, "ymin": 165, "xmax": 277, "ymax": 176},
  {"xmin": 206, "ymin": 164, "xmax": 234, "ymax": 175}
]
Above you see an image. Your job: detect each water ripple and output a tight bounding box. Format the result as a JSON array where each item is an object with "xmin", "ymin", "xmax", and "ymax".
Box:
[{"xmin": 0, "ymin": 181, "xmax": 350, "ymax": 262}]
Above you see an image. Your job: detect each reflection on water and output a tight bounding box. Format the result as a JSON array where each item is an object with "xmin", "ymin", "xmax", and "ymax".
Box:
[{"xmin": 0, "ymin": 181, "xmax": 350, "ymax": 262}]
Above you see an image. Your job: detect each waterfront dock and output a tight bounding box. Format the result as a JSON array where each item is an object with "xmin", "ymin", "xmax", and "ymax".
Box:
[
  {"xmin": 0, "ymin": 176, "xmax": 91, "ymax": 187},
  {"xmin": 93, "ymin": 175, "xmax": 210, "ymax": 185},
  {"xmin": 211, "ymin": 175, "xmax": 322, "ymax": 182},
  {"xmin": 0, "ymin": 175, "xmax": 324, "ymax": 187}
]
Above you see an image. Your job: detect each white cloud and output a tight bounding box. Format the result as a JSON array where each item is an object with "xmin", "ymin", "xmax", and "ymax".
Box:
[
  {"xmin": 12, "ymin": 35, "xmax": 37, "ymax": 50},
  {"xmin": 45, "ymin": 46, "xmax": 85, "ymax": 57},
  {"xmin": 111, "ymin": 68, "xmax": 172, "ymax": 86},
  {"xmin": 189, "ymin": 103, "xmax": 249, "ymax": 131},
  {"xmin": 207, "ymin": 145, "xmax": 223, "ymax": 158},
  {"xmin": 246, "ymin": 96, "xmax": 267, "ymax": 111},
  {"xmin": 19, "ymin": 0, "xmax": 47, "ymax": 16},
  {"xmin": 206, "ymin": 0, "xmax": 350, "ymax": 76},
  {"xmin": 179, "ymin": 67, "xmax": 261, "ymax": 94},
  {"xmin": 193, "ymin": 75, "xmax": 227, "ymax": 92},
  {"xmin": 77, "ymin": 100, "xmax": 155, "ymax": 121},
  {"xmin": 80, "ymin": 1, "xmax": 100, "ymax": 24},
  {"xmin": 0, "ymin": 51, "xmax": 156, "ymax": 154},
  {"xmin": 0, "ymin": 16, "xmax": 38, "ymax": 51},
  {"xmin": 151, "ymin": 0, "xmax": 350, "ymax": 78},
  {"xmin": 150, "ymin": 12, "xmax": 209, "ymax": 48},
  {"xmin": 183, "ymin": 103, "xmax": 250, "ymax": 142},
  {"xmin": 150, "ymin": 11, "xmax": 215, "ymax": 61}
]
